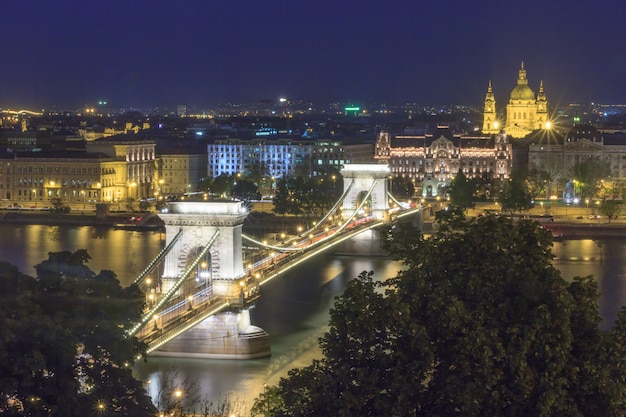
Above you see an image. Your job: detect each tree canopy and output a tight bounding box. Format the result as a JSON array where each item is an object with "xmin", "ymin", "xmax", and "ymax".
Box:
[
  {"xmin": 446, "ymin": 171, "xmax": 475, "ymax": 210},
  {"xmin": 0, "ymin": 250, "xmax": 156, "ymax": 416},
  {"xmin": 252, "ymin": 213, "xmax": 626, "ymax": 416},
  {"xmin": 498, "ymin": 172, "xmax": 534, "ymax": 213}
]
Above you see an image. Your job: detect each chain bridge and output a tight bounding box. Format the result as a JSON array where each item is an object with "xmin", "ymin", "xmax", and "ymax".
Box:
[{"xmin": 127, "ymin": 164, "xmax": 421, "ymax": 359}]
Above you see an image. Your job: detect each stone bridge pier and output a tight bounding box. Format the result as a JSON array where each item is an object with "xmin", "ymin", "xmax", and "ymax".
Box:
[{"xmin": 151, "ymin": 201, "xmax": 270, "ymax": 359}]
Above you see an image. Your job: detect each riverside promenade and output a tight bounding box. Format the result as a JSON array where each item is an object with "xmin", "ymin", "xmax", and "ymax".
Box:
[{"xmin": 467, "ymin": 202, "xmax": 626, "ymax": 239}]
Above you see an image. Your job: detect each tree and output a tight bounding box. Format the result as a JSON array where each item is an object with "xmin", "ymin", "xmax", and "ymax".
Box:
[
  {"xmin": 233, "ymin": 179, "xmax": 260, "ymax": 201},
  {"xmin": 498, "ymin": 173, "xmax": 533, "ymax": 214},
  {"xmin": 530, "ymin": 152, "xmax": 567, "ymax": 199},
  {"xmin": 572, "ymin": 159, "xmax": 610, "ymax": 200},
  {"xmin": 251, "ymin": 214, "xmax": 626, "ymax": 416},
  {"xmin": 599, "ymin": 200, "xmax": 621, "ymax": 222},
  {"xmin": 212, "ymin": 174, "xmax": 235, "ymax": 197},
  {"xmin": 447, "ymin": 171, "xmax": 475, "ymax": 211},
  {"xmin": 390, "ymin": 176, "xmax": 415, "ymax": 199},
  {"xmin": 272, "ymin": 177, "xmax": 290, "ymax": 216},
  {"xmin": 0, "ymin": 251, "xmax": 156, "ymax": 416}
]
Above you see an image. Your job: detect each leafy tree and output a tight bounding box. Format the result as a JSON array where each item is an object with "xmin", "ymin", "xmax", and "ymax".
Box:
[
  {"xmin": 390, "ymin": 176, "xmax": 415, "ymax": 199},
  {"xmin": 212, "ymin": 174, "xmax": 234, "ymax": 197},
  {"xmin": 572, "ymin": 159, "xmax": 610, "ymax": 200},
  {"xmin": 447, "ymin": 171, "xmax": 475, "ymax": 211},
  {"xmin": 498, "ymin": 173, "xmax": 533, "ymax": 214},
  {"xmin": 272, "ymin": 177, "xmax": 290, "ymax": 216},
  {"xmin": 0, "ymin": 251, "xmax": 156, "ymax": 416},
  {"xmin": 233, "ymin": 179, "xmax": 260, "ymax": 201},
  {"xmin": 197, "ymin": 176, "xmax": 212, "ymax": 193},
  {"xmin": 246, "ymin": 161, "xmax": 269, "ymax": 187},
  {"xmin": 287, "ymin": 176, "xmax": 307, "ymax": 216},
  {"xmin": 599, "ymin": 200, "xmax": 621, "ymax": 222},
  {"xmin": 530, "ymin": 152, "xmax": 567, "ymax": 199},
  {"xmin": 252, "ymin": 214, "xmax": 626, "ymax": 416}
]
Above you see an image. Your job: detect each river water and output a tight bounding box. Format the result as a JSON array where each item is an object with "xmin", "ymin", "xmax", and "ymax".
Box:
[{"xmin": 1, "ymin": 224, "xmax": 626, "ymax": 413}]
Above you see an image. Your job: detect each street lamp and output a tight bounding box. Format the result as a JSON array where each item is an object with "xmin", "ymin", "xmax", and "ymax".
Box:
[{"xmin": 174, "ymin": 389, "xmax": 183, "ymax": 417}]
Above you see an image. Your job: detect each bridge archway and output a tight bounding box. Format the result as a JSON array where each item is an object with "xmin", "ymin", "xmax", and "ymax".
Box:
[
  {"xmin": 341, "ymin": 164, "xmax": 390, "ymax": 221},
  {"xmin": 158, "ymin": 201, "xmax": 248, "ymax": 295}
]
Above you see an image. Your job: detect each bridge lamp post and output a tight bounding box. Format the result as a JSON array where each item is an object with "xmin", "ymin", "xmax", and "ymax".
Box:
[
  {"xmin": 297, "ymin": 226, "xmax": 303, "ymax": 236},
  {"xmin": 174, "ymin": 389, "xmax": 183, "ymax": 417}
]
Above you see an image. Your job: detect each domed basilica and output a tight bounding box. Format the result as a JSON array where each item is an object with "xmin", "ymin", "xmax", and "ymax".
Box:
[{"xmin": 483, "ymin": 62, "xmax": 549, "ymax": 138}]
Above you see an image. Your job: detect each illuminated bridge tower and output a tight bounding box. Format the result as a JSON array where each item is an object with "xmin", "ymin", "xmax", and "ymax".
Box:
[
  {"xmin": 154, "ymin": 201, "xmax": 270, "ymax": 359},
  {"xmin": 341, "ymin": 164, "xmax": 390, "ymax": 221}
]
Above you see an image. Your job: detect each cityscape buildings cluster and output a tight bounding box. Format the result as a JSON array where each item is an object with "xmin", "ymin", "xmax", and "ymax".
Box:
[{"xmin": 1, "ymin": 63, "xmax": 626, "ymax": 210}]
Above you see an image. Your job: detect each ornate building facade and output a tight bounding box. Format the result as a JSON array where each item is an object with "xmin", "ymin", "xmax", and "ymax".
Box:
[
  {"xmin": 528, "ymin": 125, "xmax": 626, "ymax": 199},
  {"xmin": 375, "ymin": 126, "xmax": 512, "ymax": 197},
  {"xmin": 0, "ymin": 137, "xmax": 157, "ymax": 210},
  {"xmin": 483, "ymin": 62, "xmax": 549, "ymax": 138}
]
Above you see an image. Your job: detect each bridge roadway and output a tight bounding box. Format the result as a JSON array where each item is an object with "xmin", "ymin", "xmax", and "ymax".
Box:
[{"xmin": 135, "ymin": 207, "xmax": 420, "ymax": 353}]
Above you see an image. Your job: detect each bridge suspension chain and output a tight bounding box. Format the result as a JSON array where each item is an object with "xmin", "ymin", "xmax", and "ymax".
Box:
[
  {"xmin": 127, "ymin": 230, "xmax": 220, "ymax": 337},
  {"xmin": 132, "ymin": 228, "xmax": 183, "ymax": 285}
]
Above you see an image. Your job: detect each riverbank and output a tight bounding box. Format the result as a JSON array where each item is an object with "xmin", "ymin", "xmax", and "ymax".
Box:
[
  {"xmin": 0, "ymin": 209, "xmax": 123, "ymax": 226},
  {"xmin": 3, "ymin": 206, "xmax": 626, "ymax": 240},
  {"xmin": 0, "ymin": 209, "xmax": 316, "ymax": 235}
]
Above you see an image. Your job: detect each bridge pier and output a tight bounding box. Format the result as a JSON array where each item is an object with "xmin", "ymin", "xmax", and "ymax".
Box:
[
  {"xmin": 341, "ymin": 164, "xmax": 390, "ymax": 221},
  {"xmin": 149, "ymin": 201, "xmax": 270, "ymax": 359},
  {"xmin": 149, "ymin": 308, "xmax": 270, "ymax": 359}
]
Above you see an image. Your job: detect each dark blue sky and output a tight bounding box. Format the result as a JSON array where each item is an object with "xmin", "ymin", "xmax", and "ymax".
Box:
[{"xmin": 1, "ymin": 1, "xmax": 625, "ymax": 110}]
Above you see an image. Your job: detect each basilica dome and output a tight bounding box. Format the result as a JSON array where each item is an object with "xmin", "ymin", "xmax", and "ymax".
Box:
[{"xmin": 510, "ymin": 84, "xmax": 535, "ymax": 101}]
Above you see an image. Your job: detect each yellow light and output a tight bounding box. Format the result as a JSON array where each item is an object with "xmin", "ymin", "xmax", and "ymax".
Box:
[{"xmin": 545, "ymin": 121, "xmax": 552, "ymax": 129}]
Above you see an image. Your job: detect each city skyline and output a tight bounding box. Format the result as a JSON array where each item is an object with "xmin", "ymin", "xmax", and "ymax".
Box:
[{"xmin": 1, "ymin": 0, "xmax": 625, "ymax": 110}]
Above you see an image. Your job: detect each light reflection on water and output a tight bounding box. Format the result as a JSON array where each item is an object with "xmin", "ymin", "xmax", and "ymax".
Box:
[
  {"xmin": 0, "ymin": 224, "xmax": 164, "ymax": 284},
  {"xmin": 134, "ymin": 254, "xmax": 405, "ymax": 408},
  {"xmin": 4, "ymin": 224, "xmax": 626, "ymax": 410},
  {"xmin": 553, "ymin": 239, "xmax": 626, "ymax": 327}
]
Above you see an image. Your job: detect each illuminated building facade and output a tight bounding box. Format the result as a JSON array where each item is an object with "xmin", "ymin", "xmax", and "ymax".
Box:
[
  {"xmin": 375, "ymin": 126, "xmax": 512, "ymax": 197},
  {"xmin": 207, "ymin": 139, "xmax": 312, "ymax": 179},
  {"xmin": 528, "ymin": 125, "xmax": 626, "ymax": 199},
  {"xmin": 483, "ymin": 62, "xmax": 549, "ymax": 138},
  {"xmin": 157, "ymin": 153, "xmax": 207, "ymax": 196},
  {"xmin": 85, "ymin": 138, "xmax": 156, "ymax": 204}
]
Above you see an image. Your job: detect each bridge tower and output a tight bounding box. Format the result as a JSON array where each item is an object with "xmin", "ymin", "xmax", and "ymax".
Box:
[
  {"xmin": 152, "ymin": 201, "xmax": 270, "ymax": 359},
  {"xmin": 159, "ymin": 201, "xmax": 246, "ymax": 288},
  {"xmin": 341, "ymin": 164, "xmax": 390, "ymax": 220}
]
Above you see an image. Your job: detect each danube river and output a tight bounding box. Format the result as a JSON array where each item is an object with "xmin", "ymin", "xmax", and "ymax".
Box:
[{"xmin": 2, "ymin": 223, "xmax": 626, "ymax": 411}]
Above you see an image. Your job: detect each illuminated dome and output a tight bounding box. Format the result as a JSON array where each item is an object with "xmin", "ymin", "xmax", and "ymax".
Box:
[
  {"xmin": 510, "ymin": 84, "xmax": 535, "ymax": 100},
  {"xmin": 509, "ymin": 62, "xmax": 535, "ymax": 101}
]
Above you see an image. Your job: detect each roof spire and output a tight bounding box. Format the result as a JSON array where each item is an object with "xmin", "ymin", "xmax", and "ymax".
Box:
[{"xmin": 518, "ymin": 61, "xmax": 528, "ymax": 85}]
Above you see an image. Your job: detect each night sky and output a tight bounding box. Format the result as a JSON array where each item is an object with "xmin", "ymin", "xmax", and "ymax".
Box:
[{"xmin": 1, "ymin": 0, "xmax": 625, "ymax": 110}]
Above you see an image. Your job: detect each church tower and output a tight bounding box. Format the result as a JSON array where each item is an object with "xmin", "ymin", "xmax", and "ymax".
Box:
[
  {"xmin": 535, "ymin": 80, "xmax": 548, "ymax": 129},
  {"xmin": 482, "ymin": 81, "xmax": 499, "ymax": 134},
  {"xmin": 505, "ymin": 62, "xmax": 546, "ymax": 138}
]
